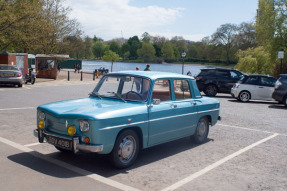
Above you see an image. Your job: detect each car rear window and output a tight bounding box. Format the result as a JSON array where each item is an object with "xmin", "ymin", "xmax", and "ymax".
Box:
[{"xmin": 0, "ymin": 65, "xmax": 18, "ymax": 70}]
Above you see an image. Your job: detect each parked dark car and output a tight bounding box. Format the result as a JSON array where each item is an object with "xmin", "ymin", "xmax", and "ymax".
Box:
[
  {"xmin": 272, "ymin": 74, "xmax": 287, "ymax": 107},
  {"xmin": 196, "ymin": 68, "xmax": 244, "ymax": 96}
]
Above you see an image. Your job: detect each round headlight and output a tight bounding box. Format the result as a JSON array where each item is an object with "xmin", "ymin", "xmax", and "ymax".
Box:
[
  {"xmin": 38, "ymin": 111, "xmax": 45, "ymax": 120},
  {"xmin": 80, "ymin": 120, "xmax": 90, "ymax": 132}
]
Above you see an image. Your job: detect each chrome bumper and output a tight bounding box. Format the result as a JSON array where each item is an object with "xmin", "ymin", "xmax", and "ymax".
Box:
[{"xmin": 33, "ymin": 129, "xmax": 103, "ymax": 153}]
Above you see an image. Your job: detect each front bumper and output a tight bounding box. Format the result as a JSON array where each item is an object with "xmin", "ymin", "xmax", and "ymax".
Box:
[{"xmin": 34, "ymin": 129, "xmax": 103, "ymax": 153}]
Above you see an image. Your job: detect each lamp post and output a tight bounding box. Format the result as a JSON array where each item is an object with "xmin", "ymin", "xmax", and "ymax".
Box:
[
  {"xmin": 181, "ymin": 51, "xmax": 186, "ymax": 74},
  {"xmin": 278, "ymin": 50, "xmax": 284, "ymax": 74}
]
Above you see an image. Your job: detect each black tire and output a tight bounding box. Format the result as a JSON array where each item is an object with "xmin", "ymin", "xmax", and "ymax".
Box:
[
  {"xmin": 192, "ymin": 117, "xmax": 209, "ymax": 144},
  {"xmin": 203, "ymin": 84, "xmax": 218, "ymax": 97},
  {"xmin": 239, "ymin": 91, "xmax": 250, "ymax": 102},
  {"xmin": 110, "ymin": 130, "xmax": 139, "ymax": 169},
  {"xmin": 283, "ymin": 96, "xmax": 287, "ymax": 107},
  {"xmin": 31, "ymin": 78, "xmax": 35, "ymax": 85}
]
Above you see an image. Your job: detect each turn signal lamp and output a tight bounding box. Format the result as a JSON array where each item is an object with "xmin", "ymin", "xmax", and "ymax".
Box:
[
  {"xmin": 38, "ymin": 120, "xmax": 45, "ymax": 129},
  {"xmin": 67, "ymin": 126, "xmax": 76, "ymax": 136},
  {"xmin": 84, "ymin": 137, "xmax": 90, "ymax": 144}
]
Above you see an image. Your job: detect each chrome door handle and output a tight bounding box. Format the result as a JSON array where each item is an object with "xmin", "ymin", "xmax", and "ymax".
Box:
[
  {"xmin": 171, "ymin": 104, "xmax": 177, "ymax": 108},
  {"xmin": 191, "ymin": 102, "xmax": 197, "ymax": 105}
]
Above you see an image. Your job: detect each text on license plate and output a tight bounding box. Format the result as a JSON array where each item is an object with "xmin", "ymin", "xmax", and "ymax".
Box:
[
  {"xmin": 5, "ymin": 74, "xmax": 14, "ymax": 77},
  {"xmin": 47, "ymin": 135, "xmax": 72, "ymax": 150}
]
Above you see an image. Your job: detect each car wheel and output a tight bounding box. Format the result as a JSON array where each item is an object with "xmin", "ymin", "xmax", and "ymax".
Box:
[
  {"xmin": 192, "ymin": 117, "xmax": 209, "ymax": 144},
  {"xmin": 283, "ymin": 96, "xmax": 287, "ymax": 107},
  {"xmin": 239, "ymin": 91, "xmax": 250, "ymax": 102},
  {"xmin": 31, "ymin": 78, "xmax": 35, "ymax": 84},
  {"xmin": 110, "ymin": 130, "xmax": 139, "ymax": 169},
  {"xmin": 204, "ymin": 84, "xmax": 218, "ymax": 97}
]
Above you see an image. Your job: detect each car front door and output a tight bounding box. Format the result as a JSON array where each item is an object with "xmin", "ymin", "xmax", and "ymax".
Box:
[{"xmin": 148, "ymin": 79, "xmax": 197, "ymax": 146}]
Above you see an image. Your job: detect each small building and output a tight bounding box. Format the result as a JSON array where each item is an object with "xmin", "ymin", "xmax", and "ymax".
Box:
[
  {"xmin": 36, "ymin": 54, "xmax": 69, "ymax": 79},
  {"xmin": 0, "ymin": 52, "xmax": 28, "ymax": 77}
]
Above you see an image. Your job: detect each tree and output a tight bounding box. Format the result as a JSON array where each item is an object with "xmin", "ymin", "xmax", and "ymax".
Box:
[
  {"xmin": 211, "ymin": 23, "xmax": 238, "ymax": 65},
  {"xmin": 236, "ymin": 46, "xmax": 273, "ymax": 75},
  {"xmin": 109, "ymin": 41, "xmax": 121, "ymax": 55},
  {"xmin": 162, "ymin": 42, "xmax": 175, "ymax": 61},
  {"xmin": 127, "ymin": 36, "xmax": 142, "ymax": 60},
  {"xmin": 102, "ymin": 50, "xmax": 120, "ymax": 72},
  {"xmin": 92, "ymin": 41, "xmax": 106, "ymax": 59},
  {"xmin": 137, "ymin": 43, "xmax": 155, "ymax": 62},
  {"xmin": 141, "ymin": 32, "xmax": 151, "ymax": 43},
  {"xmin": 59, "ymin": 35, "xmax": 84, "ymax": 59},
  {"xmin": 83, "ymin": 36, "xmax": 94, "ymax": 59},
  {"xmin": 0, "ymin": 0, "xmax": 44, "ymax": 52},
  {"xmin": 235, "ymin": 22, "xmax": 256, "ymax": 50}
]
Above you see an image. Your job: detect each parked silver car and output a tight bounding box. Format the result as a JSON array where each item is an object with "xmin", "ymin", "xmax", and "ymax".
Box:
[{"xmin": 0, "ymin": 65, "xmax": 24, "ymax": 87}]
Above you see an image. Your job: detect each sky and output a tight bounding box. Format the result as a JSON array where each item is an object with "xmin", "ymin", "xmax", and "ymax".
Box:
[{"xmin": 66, "ymin": 0, "xmax": 258, "ymax": 42}]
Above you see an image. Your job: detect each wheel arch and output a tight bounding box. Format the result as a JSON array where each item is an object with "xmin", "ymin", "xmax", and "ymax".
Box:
[{"xmin": 115, "ymin": 126, "xmax": 144, "ymax": 149}]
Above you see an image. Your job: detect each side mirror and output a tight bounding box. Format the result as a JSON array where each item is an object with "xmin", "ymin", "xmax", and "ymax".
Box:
[{"xmin": 153, "ymin": 99, "xmax": 161, "ymax": 105}]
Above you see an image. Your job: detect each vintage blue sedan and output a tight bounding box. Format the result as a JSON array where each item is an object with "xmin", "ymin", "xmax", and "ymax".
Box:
[{"xmin": 34, "ymin": 71, "xmax": 221, "ymax": 168}]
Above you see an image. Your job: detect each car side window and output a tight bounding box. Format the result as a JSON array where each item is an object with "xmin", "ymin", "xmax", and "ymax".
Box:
[
  {"xmin": 174, "ymin": 80, "xmax": 192, "ymax": 100},
  {"xmin": 245, "ymin": 76, "xmax": 259, "ymax": 85},
  {"xmin": 230, "ymin": 71, "xmax": 240, "ymax": 79},
  {"xmin": 191, "ymin": 80, "xmax": 202, "ymax": 98},
  {"xmin": 260, "ymin": 77, "xmax": 276, "ymax": 86},
  {"xmin": 152, "ymin": 80, "xmax": 171, "ymax": 102},
  {"xmin": 216, "ymin": 70, "xmax": 230, "ymax": 78}
]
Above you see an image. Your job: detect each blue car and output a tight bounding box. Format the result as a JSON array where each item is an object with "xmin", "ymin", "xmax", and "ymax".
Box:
[{"xmin": 34, "ymin": 71, "xmax": 221, "ymax": 168}]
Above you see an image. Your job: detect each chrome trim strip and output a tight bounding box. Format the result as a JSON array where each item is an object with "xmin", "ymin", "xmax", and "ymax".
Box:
[{"xmin": 100, "ymin": 108, "xmax": 220, "ymax": 130}]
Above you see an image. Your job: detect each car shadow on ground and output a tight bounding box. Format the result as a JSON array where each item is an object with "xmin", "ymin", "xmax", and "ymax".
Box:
[
  {"xmin": 7, "ymin": 137, "xmax": 213, "ymax": 178},
  {"xmin": 268, "ymin": 104, "xmax": 287, "ymax": 109},
  {"xmin": 228, "ymin": 99, "xmax": 279, "ymax": 105}
]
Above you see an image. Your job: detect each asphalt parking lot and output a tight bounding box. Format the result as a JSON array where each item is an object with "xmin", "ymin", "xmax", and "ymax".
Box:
[{"xmin": 0, "ymin": 80, "xmax": 286, "ymax": 191}]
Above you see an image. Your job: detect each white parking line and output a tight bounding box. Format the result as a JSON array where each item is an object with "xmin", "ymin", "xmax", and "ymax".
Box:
[
  {"xmin": 24, "ymin": 142, "xmax": 41, "ymax": 147},
  {"xmin": 0, "ymin": 136, "xmax": 139, "ymax": 191},
  {"xmin": 0, "ymin": 107, "xmax": 35, "ymax": 111},
  {"xmin": 218, "ymin": 123, "xmax": 287, "ymax": 137},
  {"xmin": 161, "ymin": 133, "xmax": 278, "ymax": 191}
]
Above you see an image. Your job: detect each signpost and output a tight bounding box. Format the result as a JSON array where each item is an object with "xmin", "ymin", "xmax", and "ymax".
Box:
[
  {"xmin": 278, "ymin": 51, "xmax": 284, "ymax": 74},
  {"xmin": 181, "ymin": 51, "xmax": 186, "ymax": 75}
]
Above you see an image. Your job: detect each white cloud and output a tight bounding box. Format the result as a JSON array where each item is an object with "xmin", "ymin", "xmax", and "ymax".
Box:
[{"xmin": 66, "ymin": 0, "xmax": 183, "ymax": 40}]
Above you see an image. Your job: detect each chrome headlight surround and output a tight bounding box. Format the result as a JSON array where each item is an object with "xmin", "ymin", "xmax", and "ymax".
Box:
[
  {"xmin": 80, "ymin": 120, "xmax": 90, "ymax": 132},
  {"xmin": 38, "ymin": 111, "xmax": 45, "ymax": 120}
]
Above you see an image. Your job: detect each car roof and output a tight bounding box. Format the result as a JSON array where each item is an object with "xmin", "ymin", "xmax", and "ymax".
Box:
[
  {"xmin": 200, "ymin": 68, "xmax": 237, "ymax": 71},
  {"xmin": 245, "ymin": 74, "xmax": 275, "ymax": 78},
  {"xmin": 105, "ymin": 71, "xmax": 194, "ymax": 80}
]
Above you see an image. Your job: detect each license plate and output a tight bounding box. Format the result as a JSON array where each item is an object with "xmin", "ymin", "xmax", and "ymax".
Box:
[
  {"xmin": 5, "ymin": 73, "xmax": 14, "ymax": 77},
  {"xmin": 47, "ymin": 135, "xmax": 72, "ymax": 150}
]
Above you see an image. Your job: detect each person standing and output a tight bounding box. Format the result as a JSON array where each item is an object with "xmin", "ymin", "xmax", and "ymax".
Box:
[{"xmin": 144, "ymin": 64, "xmax": 151, "ymax": 71}]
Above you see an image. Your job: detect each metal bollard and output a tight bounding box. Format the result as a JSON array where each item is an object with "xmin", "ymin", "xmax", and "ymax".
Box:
[
  {"xmin": 68, "ymin": 71, "xmax": 70, "ymax": 81},
  {"xmin": 93, "ymin": 71, "xmax": 95, "ymax": 81},
  {"xmin": 81, "ymin": 71, "xmax": 83, "ymax": 81}
]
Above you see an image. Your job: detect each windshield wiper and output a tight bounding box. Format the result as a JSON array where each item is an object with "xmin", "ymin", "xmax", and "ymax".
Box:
[
  {"xmin": 89, "ymin": 92, "xmax": 102, "ymax": 99},
  {"xmin": 108, "ymin": 92, "xmax": 126, "ymax": 103}
]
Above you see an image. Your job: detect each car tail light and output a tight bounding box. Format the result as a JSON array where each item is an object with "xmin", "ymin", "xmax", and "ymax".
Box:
[
  {"xmin": 196, "ymin": 76, "xmax": 202, "ymax": 80},
  {"xmin": 17, "ymin": 73, "xmax": 22, "ymax": 77}
]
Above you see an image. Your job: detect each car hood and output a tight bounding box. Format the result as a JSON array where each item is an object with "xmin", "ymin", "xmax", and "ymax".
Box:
[{"xmin": 38, "ymin": 97, "xmax": 147, "ymax": 119}]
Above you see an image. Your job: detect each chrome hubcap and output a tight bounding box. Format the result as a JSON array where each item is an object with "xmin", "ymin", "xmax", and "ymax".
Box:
[
  {"xmin": 197, "ymin": 121, "xmax": 206, "ymax": 137},
  {"xmin": 240, "ymin": 92, "xmax": 249, "ymax": 102},
  {"xmin": 118, "ymin": 136, "xmax": 135, "ymax": 163}
]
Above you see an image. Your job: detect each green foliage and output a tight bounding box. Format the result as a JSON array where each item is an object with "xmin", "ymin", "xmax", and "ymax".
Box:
[
  {"xmin": 102, "ymin": 50, "xmax": 120, "ymax": 72},
  {"xmin": 127, "ymin": 36, "xmax": 142, "ymax": 60},
  {"xmin": 92, "ymin": 41, "xmax": 106, "ymax": 59},
  {"xmin": 137, "ymin": 43, "xmax": 155, "ymax": 62},
  {"xmin": 235, "ymin": 46, "xmax": 274, "ymax": 75},
  {"xmin": 109, "ymin": 41, "xmax": 121, "ymax": 55},
  {"xmin": 162, "ymin": 42, "xmax": 175, "ymax": 61}
]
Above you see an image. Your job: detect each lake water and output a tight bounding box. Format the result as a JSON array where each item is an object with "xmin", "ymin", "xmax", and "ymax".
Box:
[{"xmin": 82, "ymin": 60, "xmax": 211, "ymax": 76}]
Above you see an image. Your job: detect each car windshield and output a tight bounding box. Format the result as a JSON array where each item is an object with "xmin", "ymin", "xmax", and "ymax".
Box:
[
  {"xmin": 92, "ymin": 75, "xmax": 151, "ymax": 102},
  {"xmin": 0, "ymin": 65, "xmax": 18, "ymax": 71}
]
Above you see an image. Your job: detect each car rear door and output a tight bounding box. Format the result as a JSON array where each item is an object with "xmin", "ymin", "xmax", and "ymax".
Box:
[{"xmin": 256, "ymin": 76, "xmax": 276, "ymax": 100}]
